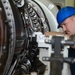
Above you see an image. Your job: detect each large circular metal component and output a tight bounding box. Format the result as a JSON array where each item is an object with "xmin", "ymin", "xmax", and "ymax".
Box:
[
  {"xmin": 0, "ymin": 0, "xmax": 16, "ymax": 75},
  {"xmin": 0, "ymin": 0, "xmax": 60, "ymax": 75},
  {"xmin": 0, "ymin": 7, "xmax": 7, "ymax": 75}
]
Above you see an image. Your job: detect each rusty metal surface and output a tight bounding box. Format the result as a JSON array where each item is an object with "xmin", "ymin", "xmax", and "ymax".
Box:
[
  {"xmin": 0, "ymin": 7, "xmax": 7, "ymax": 75},
  {"xmin": 0, "ymin": 8, "xmax": 4, "ymax": 46}
]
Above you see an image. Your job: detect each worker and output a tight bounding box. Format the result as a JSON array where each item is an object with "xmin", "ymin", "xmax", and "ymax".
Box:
[{"xmin": 56, "ymin": 6, "xmax": 75, "ymax": 75}]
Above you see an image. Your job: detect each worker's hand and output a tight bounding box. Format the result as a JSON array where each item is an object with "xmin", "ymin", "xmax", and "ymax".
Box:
[
  {"xmin": 44, "ymin": 31, "xmax": 69, "ymax": 38},
  {"xmin": 71, "ymin": 45, "xmax": 75, "ymax": 49},
  {"xmin": 44, "ymin": 32, "xmax": 75, "ymax": 49}
]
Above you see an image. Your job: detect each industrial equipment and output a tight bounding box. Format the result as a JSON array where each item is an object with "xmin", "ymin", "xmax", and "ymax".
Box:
[{"xmin": 0, "ymin": 0, "xmax": 74, "ymax": 75}]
